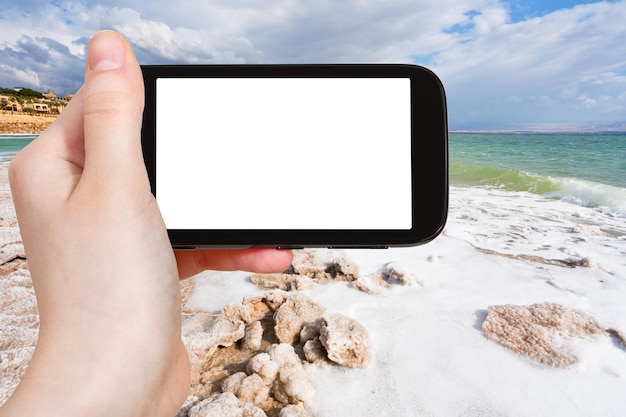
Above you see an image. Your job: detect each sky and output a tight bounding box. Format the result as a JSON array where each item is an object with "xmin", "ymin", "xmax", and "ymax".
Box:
[{"xmin": 0, "ymin": 0, "xmax": 625, "ymax": 130}]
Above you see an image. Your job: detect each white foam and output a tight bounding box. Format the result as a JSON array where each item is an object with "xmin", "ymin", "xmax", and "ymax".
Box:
[{"xmin": 189, "ymin": 186, "xmax": 626, "ymax": 416}]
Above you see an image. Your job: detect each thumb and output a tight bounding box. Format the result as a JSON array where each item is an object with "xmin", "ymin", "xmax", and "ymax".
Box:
[{"xmin": 80, "ymin": 30, "xmax": 147, "ymax": 195}]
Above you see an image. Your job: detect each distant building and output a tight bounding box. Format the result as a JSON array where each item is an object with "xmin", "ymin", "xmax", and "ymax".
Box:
[
  {"xmin": 62, "ymin": 93, "xmax": 74, "ymax": 101},
  {"xmin": 24, "ymin": 103, "xmax": 50, "ymax": 113},
  {"xmin": 42, "ymin": 89, "xmax": 57, "ymax": 100}
]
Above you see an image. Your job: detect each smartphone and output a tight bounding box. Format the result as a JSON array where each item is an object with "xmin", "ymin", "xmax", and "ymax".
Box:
[{"xmin": 141, "ymin": 64, "xmax": 448, "ymax": 249}]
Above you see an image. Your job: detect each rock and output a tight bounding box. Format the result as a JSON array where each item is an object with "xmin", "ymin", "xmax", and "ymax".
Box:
[
  {"xmin": 249, "ymin": 273, "xmax": 315, "ymax": 291},
  {"xmin": 242, "ymin": 320, "xmax": 264, "ymax": 352},
  {"xmin": 384, "ymin": 262, "xmax": 422, "ymax": 286},
  {"xmin": 222, "ymin": 290, "xmax": 289, "ymax": 324},
  {"xmin": 319, "ymin": 313, "xmax": 372, "ymax": 368},
  {"xmin": 267, "ymin": 343, "xmax": 302, "ymax": 368},
  {"xmin": 299, "ymin": 319, "xmax": 322, "ymax": 345},
  {"xmin": 188, "ymin": 392, "xmax": 266, "ymax": 417},
  {"xmin": 267, "ymin": 344, "xmax": 315, "ymax": 406},
  {"xmin": 182, "ymin": 313, "xmax": 245, "ymax": 360},
  {"xmin": 174, "ymin": 395, "xmax": 200, "ymax": 417},
  {"xmin": 0, "ymin": 346, "xmax": 35, "ymax": 406},
  {"xmin": 274, "ymin": 294, "xmax": 325, "ymax": 344},
  {"xmin": 222, "ymin": 302, "xmax": 255, "ymax": 324},
  {"xmin": 247, "ymin": 352, "xmax": 279, "ymax": 385},
  {"xmin": 303, "ymin": 338, "xmax": 331, "ymax": 367},
  {"xmin": 291, "ymin": 275, "xmax": 315, "ymax": 291},
  {"xmin": 352, "ymin": 278, "xmax": 381, "ymax": 295},
  {"xmin": 221, "ymin": 372, "xmax": 247, "ymax": 394},
  {"xmin": 328, "ymin": 258, "xmax": 360, "ymax": 281},
  {"xmin": 482, "ymin": 302, "xmax": 606, "ymax": 368},
  {"xmin": 182, "ymin": 312, "xmax": 246, "ymax": 390},
  {"xmin": 291, "ymin": 250, "xmax": 328, "ymax": 280},
  {"xmin": 237, "ymin": 373, "xmax": 270, "ymax": 408},
  {"xmin": 568, "ymin": 224, "xmax": 609, "ymax": 237},
  {"xmin": 272, "ymin": 363, "xmax": 315, "ymax": 406},
  {"xmin": 221, "ymin": 373, "xmax": 270, "ymax": 408},
  {"xmin": 182, "ymin": 290, "xmax": 371, "ymax": 416},
  {"xmin": 0, "ymin": 325, "xmax": 39, "ymax": 351},
  {"xmin": 250, "ymin": 273, "xmax": 298, "ymax": 291},
  {"xmin": 0, "ymin": 269, "xmax": 38, "ymax": 406},
  {"xmin": 279, "ymin": 404, "xmax": 315, "ymax": 417}
]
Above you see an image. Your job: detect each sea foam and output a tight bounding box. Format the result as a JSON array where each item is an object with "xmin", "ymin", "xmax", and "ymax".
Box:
[{"xmin": 450, "ymin": 160, "xmax": 626, "ymax": 218}]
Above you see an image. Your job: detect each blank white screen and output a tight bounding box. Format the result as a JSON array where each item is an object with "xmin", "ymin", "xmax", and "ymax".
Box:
[{"xmin": 156, "ymin": 78, "xmax": 412, "ymax": 229}]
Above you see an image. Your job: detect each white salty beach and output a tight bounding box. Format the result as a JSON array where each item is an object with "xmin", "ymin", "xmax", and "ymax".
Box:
[
  {"xmin": 186, "ymin": 186, "xmax": 626, "ymax": 416},
  {"xmin": 2, "ymin": 159, "xmax": 626, "ymax": 416}
]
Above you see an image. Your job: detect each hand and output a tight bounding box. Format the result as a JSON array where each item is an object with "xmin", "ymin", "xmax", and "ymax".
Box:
[{"xmin": 2, "ymin": 31, "xmax": 291, "ymax": 417}]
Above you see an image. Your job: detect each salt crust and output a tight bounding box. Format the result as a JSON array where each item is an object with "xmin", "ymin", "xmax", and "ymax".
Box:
[
  {"xmin": 182, "ymin": 291, "xmax": 372, "ymax": 416},
  {"xmin": 250, "ymin": 249, "xmax": 421, "ymax": 296},
  {"xmin": 482, "ymin": 302, "xmax": 609, "ymax": 368},
  {"xmin": 318, "ymin": 313, "xmax": 372, "ymax": 368},
  {"xmin": 0, "ymin": 268, "xmax": 37, "ymax": 406},
  {"xmin": 274, "ymin": 294, "xmax": 326, "ymax": 344},
  {"xmin": 188, "ymin": 392, "xmax": 266, "ymax": 417}
]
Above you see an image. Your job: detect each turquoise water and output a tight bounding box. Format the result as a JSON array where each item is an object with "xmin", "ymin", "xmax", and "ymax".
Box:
[
  {"xmin": 0, "ymin": 135, "xmax": 36, "ymax": 163},
  {"xmin": 449, "ymin": 132, "xmax": 626, "ymax": 217},
  {"xmin": 2, "ymin": 132, "xmax": 626, "ymax": 217}
]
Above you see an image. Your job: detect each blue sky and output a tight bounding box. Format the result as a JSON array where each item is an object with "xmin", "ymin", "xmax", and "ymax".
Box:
[{"xmin": 1, "ymin": 0, "xmax": 624, "ymax": 130}]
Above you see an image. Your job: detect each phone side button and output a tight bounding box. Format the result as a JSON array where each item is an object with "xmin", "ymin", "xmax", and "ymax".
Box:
[
  {"xmin": 327, "ymin": 246, "xmax": 389, "ymax": 249},
  {"xmin": 276, "ymin": 246, "xmax": 304, "ymax": 250}
]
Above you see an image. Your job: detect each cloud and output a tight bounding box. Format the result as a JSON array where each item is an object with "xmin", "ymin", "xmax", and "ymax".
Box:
[
  {"xmin": 0, "ymin": 35, "xmax": 84, "ymax": 93},
  {"xmin": 432, "ymin": 1, "xmax": 626, "ymax": 126},
  {"xmin": 0, "ymin": 0, "xmax": 624, "ymax": 128}
]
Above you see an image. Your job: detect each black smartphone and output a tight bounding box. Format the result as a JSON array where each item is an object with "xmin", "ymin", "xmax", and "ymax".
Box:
[{"xmin": 141, "ymin": 64, "xmax": 448, "ymax": 249}]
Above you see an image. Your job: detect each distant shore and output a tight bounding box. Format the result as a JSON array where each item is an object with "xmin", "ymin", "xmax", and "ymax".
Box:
[{"xmin": 0, "ymin": 113, "xmax": 56, "ymax": 134}]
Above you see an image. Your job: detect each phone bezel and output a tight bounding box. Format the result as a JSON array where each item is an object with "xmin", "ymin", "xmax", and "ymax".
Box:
[{"xmin": 141, "ymin": 64, "xmax": 448, "ymax": 248}]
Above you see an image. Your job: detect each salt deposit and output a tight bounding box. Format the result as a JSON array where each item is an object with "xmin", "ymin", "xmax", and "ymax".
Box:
[
  {"xmin": 185, "ymin": 186, "xmax": 626, "ymax": 417},
  {"xmin": 2, "ymin": 154, "xmax": 626, "ymax": 417},
  {"xmin": 482, "ymin": 302, "xmax": 607, "ymax": 367},
  {"xmin": 179, "ymin": 290, "xmax": 372, "ymax": 416},
  {"xmin": 274, "ymin": 295, "xmax": 325, "ymax": 344},
  {"xmin": 0, "ymin": 163, "xmax": 36, "ymax": 406},
  {"xmin": 188, "ymin": 392, "xmax": 266, "ymax": 417},
  {"xmin": 318, "ymin": 313, "xmax": 372, "ymax": 368}
]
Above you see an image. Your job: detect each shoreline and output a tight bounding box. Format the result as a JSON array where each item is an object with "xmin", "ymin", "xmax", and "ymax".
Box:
[
  {"xmin": 0, "ymin": 113, "xmax": 56, "ymax": 134},
  {"xmin": 1, "ymin": 162, "xmax": 626, "ymax": 415}
]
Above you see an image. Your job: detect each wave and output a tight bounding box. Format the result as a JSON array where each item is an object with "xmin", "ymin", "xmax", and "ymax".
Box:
[
  {"xmin": 450, "ymin": 160, "xmax": 626, "ymax": 217},
  {"xmin": 0, "ymin": 134, "xmax": 38, "ymax": 139}
]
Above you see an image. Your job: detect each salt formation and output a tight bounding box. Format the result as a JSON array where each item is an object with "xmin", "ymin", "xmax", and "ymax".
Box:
[
  {"xmin": 274, "ymin": 294, "xmax": 325, "ymax": 344},
  {"xmin": 318, "ymin": 313, "xmax": 372, "ymax": 368},
  {"xmin": 482, "ymin": 302, "xmax": 608, "ymax": 368},
  {"xmin": 223, "ymin": 343, "xmax": 316, "ymax": 409},
  {"xmin": 182, "ymin": 313, "xmax": 246, "ymax": 360},
  {"xmin": 249, "ymin": 273, "xmax": 314, "ymax": 291},
  {"xmin": 383, "ymin": 262, "xmax": 423, "ymax": 286},
  {"xmin": 188, "ymin": 392, "xmax": 266, "ymax": 417},
  {"xmin": 290, "ymin": 249, "xmax": 360, "ymax": 281},
  {"xmin": 278, "ymin": 404, "xmax": 315, "ymax": 417},
  {"xmin": 249, "ymin": 249, "xmax": 421, "ymax": 296},
  {"xmin": 183, "ymin": 291, "xmax": 372, "ymax": 416},
  {"xmin": 242, "ymin": 321, "xmax": 264, "ymax": 352},
  {"xmin": 0, "ymin": 268, "xmax": 37, "ymax": 406}
]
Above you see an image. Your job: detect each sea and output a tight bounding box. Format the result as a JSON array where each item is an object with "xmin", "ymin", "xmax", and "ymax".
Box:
[
  {"xmin": 1, "ymin": 132, "xmax": 625, "ymax": 218},
  {"xmin": 449, "ymin": 132, "xmax": 626, "ymax": 218},
  {"xmin": 0, "ymin": 134, "xmax": 36, "ymax": 163}
]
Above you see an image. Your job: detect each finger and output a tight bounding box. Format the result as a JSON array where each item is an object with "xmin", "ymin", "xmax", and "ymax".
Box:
[
  {"xmin": 175, "ymin": 249, "xmax": 293, "ymax": 279},
  {"xmin": 80, "ymin": 30, "xmax": 147, "ymax": 196}
]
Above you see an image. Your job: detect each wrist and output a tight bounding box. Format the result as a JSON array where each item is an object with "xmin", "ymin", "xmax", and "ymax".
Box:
[{"xmin": 1, "ymin": 330, "xmax": 189, "ymax": 417}]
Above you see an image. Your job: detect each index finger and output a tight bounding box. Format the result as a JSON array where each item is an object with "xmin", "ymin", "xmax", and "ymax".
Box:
[{"xmin": 175, "ymin": 248, "xmax": 293, "ymax": 279}]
